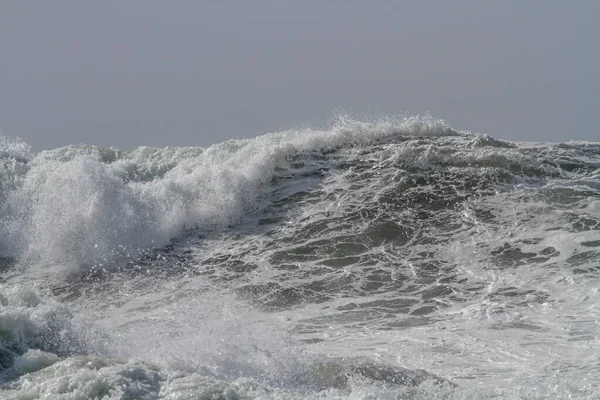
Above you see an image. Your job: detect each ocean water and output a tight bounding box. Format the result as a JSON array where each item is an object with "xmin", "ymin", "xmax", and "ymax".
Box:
[{"xmin": 1, "ymin": 116, "xmax": 599, "ymax": 399}]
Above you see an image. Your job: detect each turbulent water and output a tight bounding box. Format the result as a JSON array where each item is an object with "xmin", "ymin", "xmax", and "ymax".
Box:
[{"xmin": 1, "ymin": 116, "xmax": 600, "ymax": 399}]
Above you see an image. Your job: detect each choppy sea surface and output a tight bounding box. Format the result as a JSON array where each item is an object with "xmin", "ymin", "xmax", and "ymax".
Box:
[{"xmin": 1, "ymin": 116, "xmax": 600, "ymax": 399}]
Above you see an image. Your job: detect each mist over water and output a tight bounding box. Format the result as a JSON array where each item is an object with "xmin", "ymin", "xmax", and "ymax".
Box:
[{"xmin": 1, "ymin": 116, "xmax": 599, "ymax": 399}]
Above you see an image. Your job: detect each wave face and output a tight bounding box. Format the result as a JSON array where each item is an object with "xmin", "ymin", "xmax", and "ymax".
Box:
[{"xmin": 1, "ymin": 116, "xmax": 600, "ymax": 398}]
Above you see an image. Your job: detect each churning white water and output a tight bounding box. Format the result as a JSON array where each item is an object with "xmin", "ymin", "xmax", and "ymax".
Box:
[{"xmin": 1, "ymin": 116, "xmax": 599, "ymax": 399}]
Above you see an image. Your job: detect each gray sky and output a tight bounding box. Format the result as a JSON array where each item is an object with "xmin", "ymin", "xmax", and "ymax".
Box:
[{"xmin": 1, "ymin": 1, "xmax": 598, "ymax": 151}]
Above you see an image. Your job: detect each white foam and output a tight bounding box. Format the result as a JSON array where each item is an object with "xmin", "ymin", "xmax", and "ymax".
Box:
[
  {"xmin": 0, "ymin": 285, "xmax": 88, "ymax": 372},
  {"xmin": 12, "ymin": 349, "xmax": 60, "ymax": 375}
]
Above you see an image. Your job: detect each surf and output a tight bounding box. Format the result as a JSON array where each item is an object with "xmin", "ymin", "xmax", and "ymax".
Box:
[{"xmin": 1, "ymin": 116, "xmax": 600, "ymax": 398}]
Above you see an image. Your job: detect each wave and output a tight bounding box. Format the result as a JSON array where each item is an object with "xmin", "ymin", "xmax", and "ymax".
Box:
[{"xmin": 0, "ymin": 116, "xmax": 455, "ymax": 272}]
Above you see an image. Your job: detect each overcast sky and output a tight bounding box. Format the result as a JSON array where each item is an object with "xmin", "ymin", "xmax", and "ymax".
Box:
[{"xmin": 1, "ymin": 1, "xmax": 598, "ymax": 151}]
